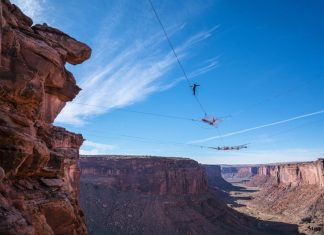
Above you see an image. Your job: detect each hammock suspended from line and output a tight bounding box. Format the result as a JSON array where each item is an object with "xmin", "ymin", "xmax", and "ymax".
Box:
[
  {"xmin": 201, "ymin": 115, "xmax": 223, "ymax": 127},
  {"xmin": 208, "ymin": 144, "xmax": 248, "ymax": 151}
]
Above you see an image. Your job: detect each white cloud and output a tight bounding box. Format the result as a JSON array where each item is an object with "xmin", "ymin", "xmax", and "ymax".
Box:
[
  {"xmin": 56, "ymin": 24, "xmax": 218, "ymax": 125},
  {"xmin": 11, "ymin": 0, "xmax": 47, "ymax": 24},
  {"xmin": 176, "ymin": 25, "xmax": 219, "ymax": 52},
  {"xmin": 158, "ymin": 57, "xmax": 220, "ymax": 91},
  {"xmin": 80, "ymin": 140, "xmax": 115, "ymax": 155},
  {"xmin": 189, "ymin": 58, "xmax": 219, "ymax": 79}
]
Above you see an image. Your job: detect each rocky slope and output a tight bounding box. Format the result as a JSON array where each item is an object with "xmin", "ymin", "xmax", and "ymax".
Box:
[
  {"xmin": 221, "ymin": 165, "xmax": 259, "ymax": 181},
  {"xmin": 248, "ymin": 159, "xmax": 324, "ymax": 233},
  {"xmin": 0, "ymin": 0, "xmax": 91, "ymax": 234},
  {"xmin": 80, "ymin": 156, "xmax": 300, "ymax": 235}
]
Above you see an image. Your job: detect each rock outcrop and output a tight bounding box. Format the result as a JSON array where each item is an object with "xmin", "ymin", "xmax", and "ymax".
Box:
[
  {"xmin": 203, "ymin": 164, "xmax": 233, "ymax": 190},
  {"xmin": 221, "ymin": 165, "xmax": 259, "ymax": 181},
  {"xmin": 80, "ymin": 156, "xmax": 270, "ymax": 235},
  {"xmin": 0, "ymin": 0, "xmax": 91, "ymax": 234},
  {"xmin": 81, "ymin": 156, "xmax": 208, "ymax": 195},
  {"xmin": 248, "ymin": 159, "xmax": 324, "ymax": 233},
  {"xmin": 252, "ymin": 159, "xmax": 324, "ymax": 187}
]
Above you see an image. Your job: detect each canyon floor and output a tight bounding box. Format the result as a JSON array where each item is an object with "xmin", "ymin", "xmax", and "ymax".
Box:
[{"xmin": 225, "ymin": 180, "xmax": 324, "ymax": 235}]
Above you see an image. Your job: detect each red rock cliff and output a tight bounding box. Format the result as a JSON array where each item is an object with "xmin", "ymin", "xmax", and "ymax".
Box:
[
  {"xmin": 248, "ymin": 159, "xmax": 324, "ymax": 232},
  {"xmin": 81, "ymin": 156, "xmax": 208, "ymax": 195},
  {"xmin": 80, "ymin": 156, "xmax": 267, "ymax": 235},
  {"xmin": 0, "ymin": 0, "xmax": 91, "ymax": 234},
  {"xmin": 203, "ymin": 164, "xmax": 233, "ymax": 190},
  {"xmin": 221, "ymin": 165, "xmax": 259, "ymax": 180},
  {"xmin": 256, "ymin": 159, "xmax": 324, "ymax": 187}
]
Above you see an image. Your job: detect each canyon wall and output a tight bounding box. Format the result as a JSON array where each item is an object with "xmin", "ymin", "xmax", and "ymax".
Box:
[
  {"xmin": 81, "ymin": 156, "xmax": 208, "ymax": 195},
  {"xmin": 203, "ymin": 164, "xmax": 233, "ymax": 190},
  {"xmin": 0, "ymin": 0, "xmax": 91, "ymax": 234},
  {"xmin": 253, "ymin": 159, "xmax": 324, "ymax": 187},
  {"xmin": 80, "ymin": 156, "xmax": 265, "ymax": 235},
  {"xmin": 248, "ymin": 159, "xmax": 324, "ymax": 232},
  {"xmin": 221, "ymin": 165, "xmax": 259, "ymax": 180}
]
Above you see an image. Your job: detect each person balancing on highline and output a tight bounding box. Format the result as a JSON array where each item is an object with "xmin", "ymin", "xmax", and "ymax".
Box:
[{"xmin": 191, "ymin": 83, "xmax": 200, "ymax": 96}]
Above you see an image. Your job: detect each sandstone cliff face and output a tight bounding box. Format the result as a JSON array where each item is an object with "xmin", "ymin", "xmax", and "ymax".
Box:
[
  {"xmin": 203, "ymin": 164, "xmax": 233, "ymax": 190},
  {"xmin": 236, "ymin": 166, "xmax": 259, "ymax": 178},
  {"xmin": 221, "ymin": 165, "xmax": 259, "ymax": 180},
  {"xmin": 80, "ymin": 156, "xmax": 263, "ymax": 235},
  {"xmin": 255, "ymin": 159, "xmax": 324, "ymax": 187},
  {"xmin": 248, "ymin": 159, "xmax": 324, "ymax": 232},
  {"xmin": 81, "ymin": 156, "xmax": 208, "ymax": 195},
  {"xmin": 0, "ymin": 1, "xmax": 91, "ymax": 234}
]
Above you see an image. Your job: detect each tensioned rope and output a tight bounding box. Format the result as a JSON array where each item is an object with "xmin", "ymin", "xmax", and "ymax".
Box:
[
  {"xmin": 147, "ymin": 0, "xmax": 207, "ymax": 116},
  {"xmin": 190, "ymin": 108, "xmax": 324, "ymax": 144},
  {"xmin": 147, "ymin": 0, "xmax": 228, "ymax": 146},
  {"xmin": 228, "ymin": 79, "xmax": 314, "ymax": 118},
  {"xmin": 70, "ymin": 101, "xmax": 200, "ymax": 122},
  {"xmin": 71, "ymin": 126, "xmax": 247, "ymax": 151}
]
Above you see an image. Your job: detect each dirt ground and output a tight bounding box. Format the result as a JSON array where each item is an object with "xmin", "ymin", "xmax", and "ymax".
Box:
[{"xmin": 225, "ymin": 181, "xmax": 324, "ymax": 235}]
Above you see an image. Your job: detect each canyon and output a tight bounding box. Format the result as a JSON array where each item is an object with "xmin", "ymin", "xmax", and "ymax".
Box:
[
  {"xmin": 203, "ymin": 164, "xmax": 234, "ymax": 190},
  {"xmin": 221, "ymin": 165, "xmax": 259, "ymax": 182},
  {"xmin": 1, "ymin": 1, "xmax": 323, "ymax": 235},
  {"xmin": 80, "ymin": 155, "xmax": 299, "ymax": 235},
  {"xmin": 0, "ymin": 0, "xmax": 90, "ymax": 234},
  {"xmin": 245, "ymin": 159, "xmax": 324, "ymax": 234}
]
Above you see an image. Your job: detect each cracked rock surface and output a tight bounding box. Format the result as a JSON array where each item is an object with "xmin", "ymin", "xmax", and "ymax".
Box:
[{"xmin": 0, "ymin": 0, "xmax": 91, "ymax": 234}]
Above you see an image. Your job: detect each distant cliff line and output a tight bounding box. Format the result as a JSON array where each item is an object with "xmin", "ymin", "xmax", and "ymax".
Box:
[{"xmin": 253, "ymin": 158, "xmax": 324, "ymax": 187}]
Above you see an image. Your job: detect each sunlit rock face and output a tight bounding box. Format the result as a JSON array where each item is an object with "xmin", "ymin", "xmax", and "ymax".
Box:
[
  {"xmin": 221, "ymin": 166, "xmax": 259, "ymax": 180},
  {"xmin": 80, "ymin": 156, "xmax": 263, "ymax": 235},
  {"xmin": 255, "ymin": 159, "xmax": 324, "ymax": 187},
  {"xmin": 80, "ymin": 156, "xmax": 208, "ymax": 195},
  {"xmin": 247, "ymin": 159, "xmax": 324, "ymax": 230},
  {"xmin": 0, "ymin": 0, "xmax": 91, "ymax": 234}
]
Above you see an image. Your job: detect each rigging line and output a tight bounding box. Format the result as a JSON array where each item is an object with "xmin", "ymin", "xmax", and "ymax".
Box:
[
  {"xmin": 79, "ymin": 127, "xmax": 247, "ymax": 151},
  {"xmin": 147, "ymin": 0, "xmax": 207, "ymax": 116},
  {"xmin": 70, "ymin": 101, "xmax": 200, "ymax": 122},
  {"xmin": 247, "ymin": 116, "xmax": 324, "ymax": 145},
  {"xmin": 229, "ymin": 79, "xmax": 314, "ymax": 118},
  {"xmin": 193, "ymin": 121, "xmax": 216, "ymax": 130},
  {"xmin": 190, "ymin": 108, "xmax": 324, "ymax": 143},
  {"xmin": 78, "ymin": 127, "xmax": 212, "ymax": 149},
  {"xmin": 80, "ymin": 128, "xmax": 246, "ymax": 152},
  {"xmin": 215, "ymin": 127, "xmax": 225, "ymax": 146}
]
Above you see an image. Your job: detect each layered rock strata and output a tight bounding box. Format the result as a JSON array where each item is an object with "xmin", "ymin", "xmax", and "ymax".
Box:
[
  {"xmin": 80, "ymin": 155, "xmax": 299, "ymax": 235},
  {"xmin": 252, "ymin": 159, "xmax": 324, "ymax": 187},
  {"xmin": 221, "ymin": 165, "xmax": 259, "ymax": 181},
  {"xmin": 81, "ymin": 156, "xmax": 208, "ymax": 195},
  {"xmin": 248, "ymin": 159, "xmax": 324, "ymax": 233},
  {"xmin": 203, "ymin": 164, "xmax": 233, "ymax": 190},
  {"xmin": 0, "ymin": 0, "xmax": 91, "ymax": 234}
]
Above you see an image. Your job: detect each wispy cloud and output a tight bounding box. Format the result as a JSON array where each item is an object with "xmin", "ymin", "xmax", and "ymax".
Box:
[
  {"xmin": 11, "ymin": 0, "xmax": 48, "ymax": 24},
  {"xmin": 189, "ymin": 109, "xmax": 324, "ymax": 144},
  {"xmin": 56, "ymin": 10, "xmax": 218, "ymax": 125},
  {"xmin": 80, "ymin": 140, "xmax": 115, "ymax": 155},
  {"xmin": 188, "ymin": 57, "xmax": 220, "ymax": 79},
  {"xmin": 158, "ymin": 57, "xmax": 220, "ymax": 91}
]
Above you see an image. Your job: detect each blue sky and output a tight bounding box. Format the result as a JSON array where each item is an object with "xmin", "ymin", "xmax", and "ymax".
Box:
[{"xmin": 13, "ymin": 0, "xmax": 324, "ymax": 164}]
